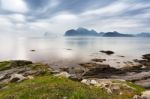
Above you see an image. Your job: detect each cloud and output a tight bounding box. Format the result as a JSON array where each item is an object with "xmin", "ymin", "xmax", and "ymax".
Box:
[
  {"xmin": 0, "ymin": 0, "xmax": 150, "ymax": 36},
  {"xmin": 0, "ymin": 0, "xmax": 28, "ymax": 13}
]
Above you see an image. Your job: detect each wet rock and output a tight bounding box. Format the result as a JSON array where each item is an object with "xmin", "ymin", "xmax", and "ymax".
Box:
[
  {"xmin": 100, "ymin": 50, "xmax": 114, "ymax": 55},
  {"xmin": 134, "ymin": 59, "xmax": 150, "ymax": 67},
  {"xmin": 54, "ymin": 72, "xmax": 71, "ymax": 78},
  {"xmin": 91, "ymin": 58, "xmax": 106, "ymax": 62},
  {"xmin": 121, "ymin": 65, "xmax": 145, "ymax": 73},
  {"xmin": 143, "ymin": 54, "xmax": 150, "ymax": 61},
  {"xmin": 82, "ymin": 63, "xmax": 123, "ymax": 78},
  {"xmin": 10, "ymin": 74, "xmax": 26, "ymax": 83}
]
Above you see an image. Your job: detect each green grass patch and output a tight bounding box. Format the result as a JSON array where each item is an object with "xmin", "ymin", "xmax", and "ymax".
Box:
[
  {"xmin": 0, "ymin": 61, "xmax": 11, "ymax": 71},
  {"xmin": 0, "ymin": 76, "xmax": 141, "ymax": 99},
  {"xmin": 126, "ymin": 82, "xmax": 145, "ymax": 93}
]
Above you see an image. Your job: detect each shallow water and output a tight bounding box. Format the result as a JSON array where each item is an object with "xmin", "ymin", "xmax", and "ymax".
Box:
[{"xmin": 0, "ymin": 36, "xmax": 150, "ymax": 68}]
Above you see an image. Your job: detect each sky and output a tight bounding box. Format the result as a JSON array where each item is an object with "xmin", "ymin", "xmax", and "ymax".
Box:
[{"xmin": 0, "ymin": 0, "xmax": 150, "ymax": 36}]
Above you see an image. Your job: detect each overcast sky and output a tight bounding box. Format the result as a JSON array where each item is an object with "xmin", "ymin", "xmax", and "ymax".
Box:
[{"xmin": 0, "ymin": 0, "xmax": 150, "ymax": 36}]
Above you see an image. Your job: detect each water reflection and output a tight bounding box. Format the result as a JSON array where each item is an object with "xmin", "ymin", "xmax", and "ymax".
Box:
[{"xmin": 0, "ymin": 37, "xmax": 150, "ymax": 67}]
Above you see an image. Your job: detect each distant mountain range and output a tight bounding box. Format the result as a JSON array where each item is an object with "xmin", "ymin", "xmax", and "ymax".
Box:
[{"xmin": 64, "ymin": 28, "xmax": 150, "ymax": 37}]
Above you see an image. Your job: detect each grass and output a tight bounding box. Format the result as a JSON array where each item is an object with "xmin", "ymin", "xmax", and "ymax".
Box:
[
  {"xmin": 0, "ymin": 76, "xmax": 144, "ymax": 99},
  {"xmin": 0, "ymin": 61, "xmax": 145, "ymax": 99},
  {"xmin": 126, "ymin": 82, "xmax": 145, "ymax": 93},
  {"xmin": 0, "ymin": 61, "xmax": 11, "ymax": 71}
]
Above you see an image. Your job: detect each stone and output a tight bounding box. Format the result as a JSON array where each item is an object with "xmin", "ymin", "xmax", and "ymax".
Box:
[
  {"xmin": 133, "ymin": 95, "xmax": 142, "ymax": 99},
  {"xmin": 143, "ymin": 54, "xmax": 150, "ymax": 61},
  {"xmin": 82, "ymin": 63, "xmax": 123, "ymax": 78},
  {"xmin": 10, "ymin": 74, "xmax": 26, "ymax": 83},
  {"xmin": 100, "ymin": 50, "xmax": 114, "ymax": 55},
  {"xmin": 30, "ymin": 50, "xmax": 36, "ymax": 52},
  {"xmin": 54, "ymin": 72, "xmax": 71, "ymax": 78},
  {"xmin": 91, "ymin": 58, "xmax": 106, "ymax": 62},
  {"xmin": 81, "ymin": 79, "xmax": 90, "ymax": 85},
  {"xmin": 69, "ymin": 75, "xmax": 82, "ymax": 81},
  {"xmin": 59, "ymin": 67, "xmax": 69, "ymax": 72},
  {"xmin": 27, "ymin": 76, "xmax": 34, "ymax": 79},
  {"xmin": 141, "ymin": 90, "xmax": 150, "ymax": 99},
  {"xmin": 90, "ymin": 79, "xmax": 98, "ymax": 85}
]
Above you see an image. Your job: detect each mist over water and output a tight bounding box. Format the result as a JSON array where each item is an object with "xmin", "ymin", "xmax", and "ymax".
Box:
[{"xmin": 0, "ymin": 36, "xmax": 150, "ymax": 68}]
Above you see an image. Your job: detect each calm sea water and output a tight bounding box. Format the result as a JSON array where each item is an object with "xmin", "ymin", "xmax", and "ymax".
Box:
[{"xmin": 0, "ymin": 36, "xmax": 150, "ymax": 68}]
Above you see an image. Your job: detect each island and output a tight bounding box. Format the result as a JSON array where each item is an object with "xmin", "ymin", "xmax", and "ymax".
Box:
[{"xmin": 64, "ymin": 27, "xmax": 150, "ymax": 37}]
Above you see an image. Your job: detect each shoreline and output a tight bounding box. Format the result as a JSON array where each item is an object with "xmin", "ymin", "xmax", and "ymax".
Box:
[{"xmin": 0, "ymin": 51, "xmax": 150, "ymax": 98}]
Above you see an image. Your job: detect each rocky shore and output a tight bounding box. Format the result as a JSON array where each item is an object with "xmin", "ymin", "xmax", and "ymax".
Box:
[{"xmin": 0, "ymin": 52, "xmax": 150, "ymax": 98}]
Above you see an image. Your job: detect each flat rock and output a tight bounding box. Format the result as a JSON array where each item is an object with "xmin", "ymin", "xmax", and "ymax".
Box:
[
  {"xmin": 10, "ymin": 74, "xmax": 26, "ymax": 83},
  {"xmin": 54, "ymin": 72, "xmax": 71, "ymax": 78}
]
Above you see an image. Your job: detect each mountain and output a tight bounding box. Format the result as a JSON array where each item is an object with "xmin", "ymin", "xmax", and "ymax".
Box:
[
  {"xmin": 136, "ymin": 33, "xmax": 150, "ymax": 37},
  {"xmin": 64, "ymin": 28, "xmax": 134, "ymax": 37},
  {"xmin": 65, "ymin": 27, "xmax": 98, "ymax": 36},
  {"xmin": 103, "ymin": 31, "xmax": 134, "ymax": 37}
]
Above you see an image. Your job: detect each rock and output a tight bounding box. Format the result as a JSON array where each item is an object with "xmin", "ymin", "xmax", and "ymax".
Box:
[
  {"xmin": 81, "ymin": 79, "xmax": 132, "ymax": 94},
  {"xmin": 10, "ymin": 60, "xmax": 32, "ymax": 67},
  {"xmin": 82, "ymin": 63, "xmax": 123, "ymax": 78},
  {"xmin": 51, "ymin": 70, "xmax": 60, "ymax": 74},
  {"xmin": 66, "ymin": 49, "xmax": 72, "ymax": 50},
  {"xmin": 100, "ymin": 50, "xmax": 114, "ymax": 55},
  {"xmin": 141, "ymin": 90, "xmax": 150, "ymax": 99},
  {"xmin": 121, "ymin": 65, "xmax": 145, "ymax": 73},
  {"xmin": 69, "ymin": 75, "xmax": 82, "ymax": 81},
  {"xmin": 30, "ymin": 50, "xmax": 36, "ymax": 52},
  {"xmin": 133, "ymin": 95, "xmax": 142, "ymax": 99},
  {"xmin": 91, "ymin": 58, "xmax": 106, "ymax": 62},
  {"xmin": 27, "ymin": 76, "xmax": 34, "ymax": 79},
  {"xmin": 59, "ymin": 67, "xmax": 69, "ymax": 72},
  {"xmin": 118, "ymin": 55, "xmax": 125, "ymax": 57},
  {"xmin": 10, "ymin": 74, "xmax": 26, "ymax": 83},
  {"xmin": 79, "ymin": 63, "xmax": 99, "ymax": 68},
  {"xmin": 81, "ymin": 79, "xmax": 90, "ymax": 85},
  {"xmin": 105, "ymin": 88, "xmax": 112, "ymax": 94},
  {"xmin": 54, "ymin": 72, "xmax": 71, "ymax": 78},
  {"xmin": 90, "ymin": 79, "xmax": 98, "ymax": 85},
  {"xmin": 143, "ymin": 54, "xmax": 150, "ymax": 61}
]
